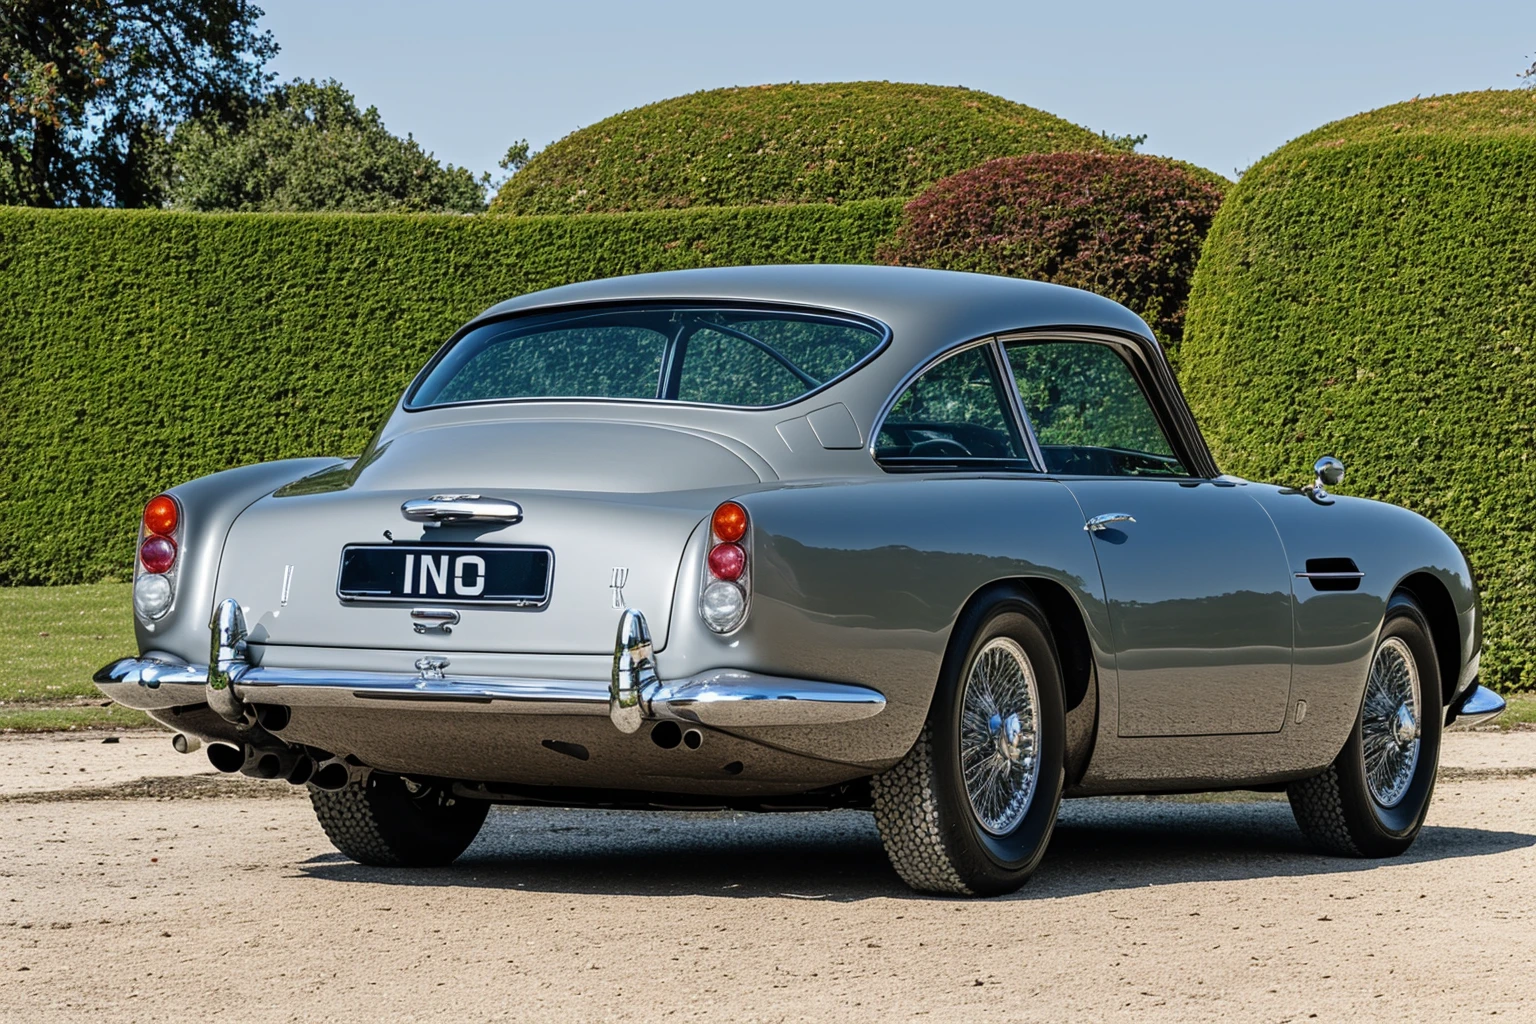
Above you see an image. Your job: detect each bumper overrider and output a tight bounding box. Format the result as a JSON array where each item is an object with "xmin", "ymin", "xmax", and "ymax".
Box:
[{"xmin": 95, "ymin": 599, "xmax": 887, "ymax": 735}]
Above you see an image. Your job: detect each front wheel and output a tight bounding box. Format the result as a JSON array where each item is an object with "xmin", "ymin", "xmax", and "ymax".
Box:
[
  {"xmin": 310, "ymin": 773, "xmax": 489, "ymax": 867},
  {"xmin": 1288, "ymin": 594, "xmax": 1443, "ymax": 857},
  {"xmin": 872, "ymin": 595, "xmax": 1066, "ymax": 896}
]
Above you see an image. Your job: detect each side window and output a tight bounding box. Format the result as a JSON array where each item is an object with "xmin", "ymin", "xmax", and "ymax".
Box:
[
  {"xmin": 875, "ymin": 345, "xmax": 1026, "ymax": 467},
  {"xmin": 1004, "ymin": 341, "xmax": 1187, "ymax": 477}
]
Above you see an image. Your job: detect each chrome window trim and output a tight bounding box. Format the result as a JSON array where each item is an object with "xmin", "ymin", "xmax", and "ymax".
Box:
[
  {"xmin": 990, "ymin": 337, "xmax": 1049, "ymax": 471},
  {"xmin": 867, "ymin": 336, "xmax": 1044, "ymax": 474},
  {"xmin": 401, "ymin": 301, "xmax": 893, "ymax": 415}
]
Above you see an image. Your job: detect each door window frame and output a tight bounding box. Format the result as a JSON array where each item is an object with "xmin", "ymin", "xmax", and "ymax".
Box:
[
  {"xmin": 871, "ymin": 328, "xmax": 1220, "ymax": 480},
  {"xmin": 869, "ymin": 337, "xmax": 1042, "ymax": 473}
]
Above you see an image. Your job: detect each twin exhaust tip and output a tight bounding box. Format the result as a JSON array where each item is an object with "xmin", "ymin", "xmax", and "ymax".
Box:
[{"xmin": 204, "ymin": 741, "xmax": 351, "ymax": 790}]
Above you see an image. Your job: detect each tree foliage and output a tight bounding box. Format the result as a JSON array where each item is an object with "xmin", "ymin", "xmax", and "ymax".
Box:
[
  {"xmin": 0, "ymin": 0, "xmax": 275, "ymax": 207},
  {"xmin": 167, "ymin": 78, "xmax": 486, "ymax": 213},
  {"xmin": 883, "ymin": 152, "xmax": 1224, "ymax": 346},
  {"xmin": 491, "ymin": 82, "xmax": 1105, "ymax": 215}
]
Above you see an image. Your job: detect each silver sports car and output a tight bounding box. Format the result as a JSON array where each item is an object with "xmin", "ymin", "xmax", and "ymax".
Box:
[{"xmin": 96, "ymin": 265, "xmax": 1505, "ymax": 896}]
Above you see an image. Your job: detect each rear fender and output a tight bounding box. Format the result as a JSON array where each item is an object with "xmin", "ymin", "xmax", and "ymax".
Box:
[
  {"xmin": 657, "ymin": 476, "xmax": 1113, "ymax": 768},
  {"xmin": 135, "ymin": 458, "xmax": 348, "ymax": 660}
]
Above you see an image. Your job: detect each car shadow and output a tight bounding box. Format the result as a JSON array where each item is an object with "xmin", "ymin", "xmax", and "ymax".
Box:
[{"xmin": 293, "ymin": 796, "xmax": 1535, "ymax": 902}]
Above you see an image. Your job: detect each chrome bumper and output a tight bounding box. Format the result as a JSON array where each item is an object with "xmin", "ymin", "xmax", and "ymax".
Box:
[
  {"xmin": 1449, "ymin": 683, "xmax": 1506, "ymax": 729},
  {"xmin": 95, "ymin": 601, "xmax": 886, "ymax": 732}
]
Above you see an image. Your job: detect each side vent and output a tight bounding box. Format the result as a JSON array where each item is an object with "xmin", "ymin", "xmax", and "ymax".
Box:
[{"xmin": 1298, "ymin": 557, "xmax": 1365, "ymax": 592}]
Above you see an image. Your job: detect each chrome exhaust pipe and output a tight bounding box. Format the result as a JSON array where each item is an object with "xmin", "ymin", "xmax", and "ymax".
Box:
[
  {"xmin": 309, "ymin": 760, "xmax": 351, "ymax": 791},
  {"xmin": 207, "ymin": 742, "xmax": 244, "ymax": 773}
]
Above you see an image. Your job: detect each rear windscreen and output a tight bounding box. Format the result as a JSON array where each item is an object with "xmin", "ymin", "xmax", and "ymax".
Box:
[{"xmin": 407, "ymin": 305, "xmax": 887, "ymax": 409}]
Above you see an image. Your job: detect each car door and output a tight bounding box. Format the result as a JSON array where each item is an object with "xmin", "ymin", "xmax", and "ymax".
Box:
[{"xmin": 1001, "ymin": 338, "xmax": 1295, "ymax": 737}]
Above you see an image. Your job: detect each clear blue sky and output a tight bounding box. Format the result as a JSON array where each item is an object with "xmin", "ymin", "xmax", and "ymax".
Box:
[{"xmin": 256, "ymin": 0, "xmax": 1534, "ymax": 181}]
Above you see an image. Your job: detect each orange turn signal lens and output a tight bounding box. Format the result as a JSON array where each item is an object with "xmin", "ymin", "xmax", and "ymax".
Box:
[
  {"xmin": 711, "ymin": 501, "xmax": 748, "ymax": 543},
  {"xmin": 144, "ymin": 494, "xmax": 179, "ymax": 536}
]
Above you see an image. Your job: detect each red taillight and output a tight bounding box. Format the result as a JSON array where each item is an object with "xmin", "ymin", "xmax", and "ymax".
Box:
[
  {"xmin": 712, "ymin": 501, "xmax": 748, "ymax": 543},
  {"xmin": 708, "ymin": 542, "xmax": 745, "ymax": 581},
  {"xmin": 701, "ymin": 502, "xmax": 751, "ymax": 633},
  {"xmin": 143, "ymin": 494, "xmax": 179, "ymax": 536},
  {"xmin": 139, "ymin": 535, "xmax": 177, "ymax": 574}
]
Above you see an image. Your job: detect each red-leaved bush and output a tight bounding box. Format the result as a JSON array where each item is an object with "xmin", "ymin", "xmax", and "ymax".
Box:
[{"xmin": 883, "ymin": 153, "xmax": 1224, "ymax": 345}]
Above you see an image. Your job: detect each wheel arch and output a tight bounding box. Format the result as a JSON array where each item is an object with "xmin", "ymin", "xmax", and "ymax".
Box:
[
  {"xmin": 1392, "ymin": 572, "xmax": 1460, "ymax": 707},
  {"xmin": 946, "ymin": 576, "xmax": 1099, "ymax": 784}
]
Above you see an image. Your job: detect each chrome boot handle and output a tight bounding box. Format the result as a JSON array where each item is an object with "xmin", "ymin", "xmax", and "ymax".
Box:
[
  {"xmin": 401, "ymin": 494, "xmax": 523, "ymax": 526},
  {"xmin": 410, "ymin": 607, "xmax": 461, "ymax": 634},
  {"xmin": 1085, "ymin": 513, "xmax": 1136, "ymax": 533}
]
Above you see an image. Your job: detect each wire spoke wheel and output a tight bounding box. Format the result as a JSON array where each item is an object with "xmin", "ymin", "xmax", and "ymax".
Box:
[
  {"xmin": 958, "ymin": 637, "xmax": 1041, "ymax": 835},
  {"xmin": 1360, "ymin": 636, "xmax": 1421, "ymax": 808}
]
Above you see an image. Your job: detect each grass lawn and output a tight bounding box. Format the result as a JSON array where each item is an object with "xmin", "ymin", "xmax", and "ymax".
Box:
[
  {"xmin": 1, "ymin": 583, "xmax": 1533, "ymax": 734},
  {"xmin": 0, "ymin": 583, "xmax": 154, "ymax": 732}
]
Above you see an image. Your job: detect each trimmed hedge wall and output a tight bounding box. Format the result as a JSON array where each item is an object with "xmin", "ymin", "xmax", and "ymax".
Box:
[
  {"xmin": 883, "ymin": 153, "xmax": 1223, "ymax": 346},
  {"xmin": 0, "ymin": 200, "xmax": 903, "ymax": 586},
  {"xmin": 491, "ymin": 82, "xmax": 1105, "ymax": 215},
  {"xmin": 1181, "ymin": 90, "xmax": 1536, "ymax": 690}
]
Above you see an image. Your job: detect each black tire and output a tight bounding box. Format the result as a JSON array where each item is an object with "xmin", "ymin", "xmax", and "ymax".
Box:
[
  {"xmin": 310, "ymin": 773, "xmax": 489, "ymax": 867},
  {"xmin": 871, "ymin": 593, "xmax": 1066, "ymax": 896},
  {"xmin": 1288, "ymin": 594, "xmax": 1443, "ymax": 857}
]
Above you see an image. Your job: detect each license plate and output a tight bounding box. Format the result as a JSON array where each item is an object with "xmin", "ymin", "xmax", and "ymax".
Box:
[{"xmin": 336, "ymin": 545, "xmax": 553, "ymax": 606}]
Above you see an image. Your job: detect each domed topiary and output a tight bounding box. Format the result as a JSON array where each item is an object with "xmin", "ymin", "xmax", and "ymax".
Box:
[
  {"xmin": 491, "ymin": 82, "xmax": 1105, "ymax": 215},
  {"xmin": 883, "ymin": 152, "xmax": 1225, "ymax": 344},
  {"xmin": 1180, "ymin": 90, "xmax": 1536, "ymax": 690}
]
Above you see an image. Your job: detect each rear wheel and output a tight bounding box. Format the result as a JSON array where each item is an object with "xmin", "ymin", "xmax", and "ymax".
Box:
[
  {"xmin": 1288, "ymin": 595, "xmax": 1443, "ymax": 857},
  {"xmin": 872, "ymin": 595, "xmax": 1066, "ymax": 896},
  {"xmin": 310, "ymin": 773, "xmax": 488, "ymax": 867}
]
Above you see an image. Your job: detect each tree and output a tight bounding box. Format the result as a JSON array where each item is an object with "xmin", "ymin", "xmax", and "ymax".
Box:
[
  {"xmin": 883, "ymin": 153, "xmax": 1224, "ymax": 346},
  {"xmin": 167, "ymin": 78, "xmax": 486, "ymax": 213},
  {"xmin": 0, "ymin": 0, "xmax": 275, "ymax": 207},
  {"xmin": 1522, "ymin": 53, "xmax": 1535, "ymax": 87}
]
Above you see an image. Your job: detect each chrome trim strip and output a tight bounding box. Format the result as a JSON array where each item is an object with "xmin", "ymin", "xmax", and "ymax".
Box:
[
  {"xmin": 1294, "ymin": 571, "xmax": 1367, "ymax": 580},
  {"xmin": 990, "ymin": 338, "xmax": 1048, "ymax": 472},
  {"xmin": 646, "ymin": 670, "xmax": 888, "ymax": 728}
]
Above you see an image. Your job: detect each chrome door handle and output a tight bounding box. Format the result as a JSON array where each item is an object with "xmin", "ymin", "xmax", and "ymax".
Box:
[
  {"xmin": 401, "ymin": 494, "xmax": 523, "ymax": 526},
  {"xmin": 1084, "ymin": 513, "xmax": 1136, "ymax": 533}
]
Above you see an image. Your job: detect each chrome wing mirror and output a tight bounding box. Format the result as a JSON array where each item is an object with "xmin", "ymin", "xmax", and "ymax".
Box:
[{"xmin": 1302, "ymin": 456, "xmax": 1344, "ymax": 505}]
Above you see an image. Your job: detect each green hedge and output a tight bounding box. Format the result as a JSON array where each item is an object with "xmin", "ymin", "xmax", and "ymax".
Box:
[
  {"xmin": 0, "ymin": 200, "xmax": 903, "ymax": 586},
  {"xmin": 1181, "ymin": 90, "xmax": 1536, "ymax": 690},
  {"xmin": 491, "ymin": 82, "xmax": 1105, "ymax": 215}
]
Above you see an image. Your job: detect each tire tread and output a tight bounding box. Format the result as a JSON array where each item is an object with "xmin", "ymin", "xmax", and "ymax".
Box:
[
  {"xmin": 871, "ymin": 723, "xmax": 973, "ymax": 895},
  {"xmin": 310, "ymin": 779, "xmax": 408, "ymax": 867},
  {"xmin": 1286, "ymin": 765, "xmax": 1363, "ymax": 856}
]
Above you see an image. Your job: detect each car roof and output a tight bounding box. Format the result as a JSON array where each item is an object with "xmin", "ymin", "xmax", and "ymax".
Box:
[{"xmin": 473, "ymin": 265, "xmax": 1156, "ymax": 361}]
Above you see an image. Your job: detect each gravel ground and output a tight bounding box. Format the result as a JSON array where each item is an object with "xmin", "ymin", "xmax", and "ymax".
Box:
[{"xmin": 1, "ymin": 731, "xmax": 1532, "ymax": 1023}]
